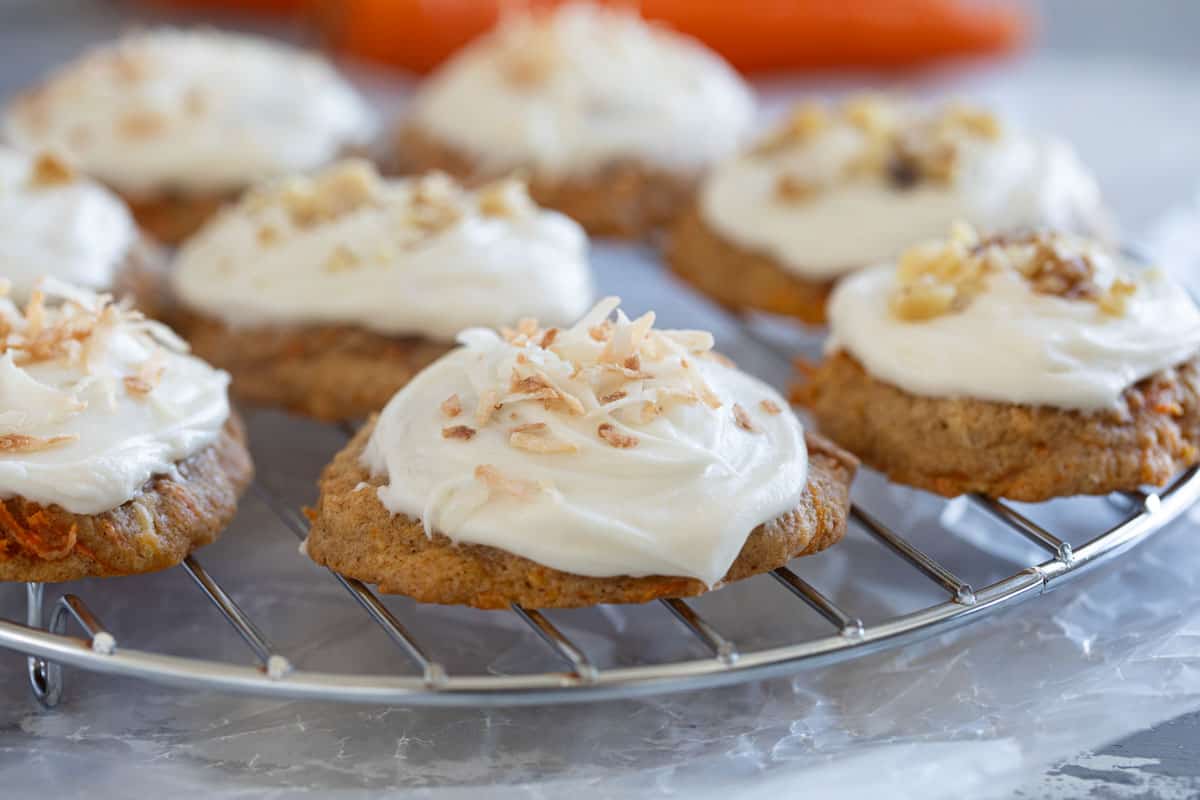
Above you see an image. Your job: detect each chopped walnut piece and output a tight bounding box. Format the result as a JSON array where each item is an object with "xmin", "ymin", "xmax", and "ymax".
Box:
[
  {"xmin": 474, "ymin": 464, "xmax": 541, "ymax": 500},
  {"xmin": 477, "ymin": 178, "xmax": 530, "ymax": 217},
  {"xmin": 760, "ymin": 399, "xmax": 782, "ymax": 415},
  {"xmin": 597, "ymin": 422, "xmax": 638, "ymax": 449},
  {"xmin": 27, "ymin": 153, "xmax": 75, "ymax": 187},
  {"xmin": 499, "ymin": 24, "xmax": 561, "ymax": 87},
  {"xmin": 118, "ymin": 109, "xmax": 167, "ymax": 139},
  {"xmin": 732, "ymin": 403, "xmax": 757, "ymax": 432},
  {"xmin": 1021, "ymin": 243, "xmax": 1101, "ymax": 300},
  {"xmin": 323, "ymin": 244, "xmax": 360, "ymax": 273},
  {"xmin": 0, "ymin": 433, "xmax": 78, "ymax": 454},
  {"xmin": 774, "ymin": 174, "xmax": 819, "ymax": 204},
  {"xmin": 256, "ymin": 225, "xmax": 280, "ymax": 246},
  {"xmin": 1099, "ymin": 279, "xmax": 1137, "ymax": 316},
  {"xmin": 889, "ymin": 279, "xmax": 958, "ymax": 321},
  {"xmin": 752, "ymin": 103, "xmax": 829, "ymax": 156},
  {"xmin": 442, "ymin": 425, "xmax": 476, "ymax": 441},
  {"xmin": 441, "ymin": 393, "xmax": 463, "ymax": 418}
]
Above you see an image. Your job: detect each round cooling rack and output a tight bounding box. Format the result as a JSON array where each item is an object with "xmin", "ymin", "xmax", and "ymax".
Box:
[{"xmin": 3, "ymin": 457, "xmax": 1197, "ymax": 709}]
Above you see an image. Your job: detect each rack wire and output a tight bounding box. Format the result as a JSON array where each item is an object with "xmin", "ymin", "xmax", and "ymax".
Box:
[{"xmin": 4, "ymin": 314, "xmax": 1199, "ymax": 709}]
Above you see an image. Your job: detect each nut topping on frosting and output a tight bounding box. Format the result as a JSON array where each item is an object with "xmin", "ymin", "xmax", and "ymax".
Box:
[
  {"xmin": 0, "ymin": 278, "xmax": 230, "ymax": 515},
  {"xmin": 27, "ymin": 152, "xmax": 75, "ymax": 187},
  {"xmin": 889, "ymin": 224, "xmax": 1142, "ymax": 322},
  {"xmin": 755, "ymin": 95, "xmax": 1003, "ymax": 205},
  {"xmin": 360, "ymin": 296, "xmax": 809, "ymax": 586}
]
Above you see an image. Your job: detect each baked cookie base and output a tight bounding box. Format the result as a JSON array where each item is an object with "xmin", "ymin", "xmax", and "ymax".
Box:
[
  {"xmin": 667, "ymin": 204, "xmax": 835, "ymax": 325},
  {"xmin": 176, "ymin": 310, "xmax": 452, "ymax": 422},
  {"xmin": 305, "ymin": 418, "xmax": 857, "ymax": 609},
  {"xmin": 120, "ymin": 190, "xmax": 234, "ymax": 247},
  {"xmin": 0, "ymin": 415, "xmax": 253, "ymax": 583},
  {"xmin": 797, "ymin": 352, "xmax": 1200, "ymax": 501},
  {"xmin": 395, "ymin": 124, "xmax": 697, "ymax": 239}
]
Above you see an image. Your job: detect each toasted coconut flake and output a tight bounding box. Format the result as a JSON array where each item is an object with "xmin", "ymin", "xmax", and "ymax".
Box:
[
  {"xmin": 510, "ymin": 424, "xmax": 579, "ymax": 454},
  {"xmin": 760, "ymin": 399, "xmax": 783, "ymax": 415},
  {"xmin": 440, "ymin": 393, "xmax": 462, "ymax": 418},
  {"xmin": 589, "ymin": 321, "xmax": 614, "ymax": 342},
  {"xmin": 28, "ymin": 153, "xmax": 75, "ymax": 187},
  {"xmin": 599, "ymin": 390, "xmax": 627, "ymax": 404},
  {"xmin": 732, "ymin": 403, "xmax": 757, "ymax": 432},
  {"xmin": 475, "ymin": 389, "xmax": 500, "ymax": 427},
  {"xmin": 597, "ymin": 423, "xmax": 638, "ymax": 449},
  {"xmin": 474, "ymin": 464, "xmax": 542, "ymax": 500},
  {"xmin": 539, "ymin": 328, "xmax": 559, "ymax": 349},
  {"xmin": 623, "ymin": 354, "xmax": 641, "ymax": 372},
  {"xmin": 442, "ymin": 425, "xmax": 476, "ymax": 441},
  {"xmin": 0, "ymin": 433, "xmax": 78, "ymax": 454},
  {"xmin": 516, "ymin": 317, "xmax": 539, "ymax": 337},
  {"xmin": 124, "ymin": 348, "xmax": 165, "ymax": 397}
]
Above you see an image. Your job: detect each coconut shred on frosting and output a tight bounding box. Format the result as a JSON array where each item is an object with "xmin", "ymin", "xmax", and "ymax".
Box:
[
  {"xmin": 700, "ymin": 96, "xmax": 1108, "ymax": 280},
  {"xmin": 0, "ymin": 148, "xmax": 136, "ymax": 302},
  {"xmin": 827, "ymin": 224, "xmax": 1200, "ymax": 410},
  {"xmin": 409, "ymin": 4, "xmax": 755, "ymax": 178},
  {"xmin": 357, "ymin": 298, "xmax": 807, "ymax": 586},
  {"xmin": 0, "ymin": 279, "xmax": 230, "ymax": 514},
  {"xmin": 3, "ymin": 29, "xmax": 376, "ymax": 196},
  {"xmin": 171, "ymin": 161, "xmax": 593, "ymax": 340}
]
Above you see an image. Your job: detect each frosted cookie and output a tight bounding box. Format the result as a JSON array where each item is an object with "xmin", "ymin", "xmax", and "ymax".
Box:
[
  {"xmin": 0, "ymin": 147, "xmax": 164, "ymax": 312},
  {"xmin": 795, "ymin": 225, "xmax": 1200, "ymax": 500},
  {"xmin": 668, "ymin": 95, "xmax": 1108, "ymax": 324},
  {"xmin": 305, "ymin": 297, "xmax": 856, "ymax": 608},
  {"xmin": 170, "ymin": 160, "xmax": 594, "ymax": 422},
  {"xmin": 0, "ymin": 279, "xmax": 251, "ymax": 582},
  {"xmin": 395, "ymin": 4, "xmax": 755, "ymax": 237},
  {"xmin": 4, "ymin": 29, "xmax": 376, "ymax": 244}
]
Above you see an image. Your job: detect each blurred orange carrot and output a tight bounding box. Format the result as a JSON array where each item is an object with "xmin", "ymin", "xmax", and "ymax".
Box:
[{"xmin": 141, "ymin": 0, "xmax": 1030, "ymax": 74}]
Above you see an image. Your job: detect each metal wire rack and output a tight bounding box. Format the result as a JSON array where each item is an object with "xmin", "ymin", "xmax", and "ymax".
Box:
[{"xmin": 3, "ymin": 317, "xmax": 1199, "ymax": 709}]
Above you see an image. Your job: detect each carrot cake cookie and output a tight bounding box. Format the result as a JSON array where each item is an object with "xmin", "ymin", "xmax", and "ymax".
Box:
[
  {"xmin": 4, "ymin": 28, "xmax": 376, "ymax": 244},
  {"xmin": 0, "ymin": 279, "xmax": 251, "ymax": 582},
  {"xmin": 169, "ymin": 160, "xmax": 593, "ymax": 422},
  {"xmin": 796, "ymin": 224, "xmax": 1200, "ymax": 500},
  {"xmin": 395, "ymin": 4, "xmax": 755, "ymax": 237},
  {"xmin": 669, "ymin": 95, "xmax": 1108, "ymax": 324},
  {"xmin": 305, "ymin": 297, "xmax": 856, "ymax": 608}
]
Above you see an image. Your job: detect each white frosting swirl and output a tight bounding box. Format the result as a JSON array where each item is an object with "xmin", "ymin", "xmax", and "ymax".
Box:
[
  {"xmin": 409, "ymin": 4, "xmax": 755, "ymax": 178},
  {"xmin": 171, "ymin": 164, "xmax": 593, "ymax": 340},
  {"xmin": 0, "ymin": 279, "xmax": 231, "ymax": 514},
  {"xmin": 361, "ymin": 298, "xmax": 807, "ymax": 585},
  {"xmin": 701, "ymin": 116, "xmax": 1107, "ymax": 280},
  {"xmin": 827, "ymin": 239, "xmax": 1200, "ymax": 410},
  {"xmin": 0, "ymin": 148, "xmax": 136, "ymax": 302},
  {"xmin": 3, "ymin": 29, "xmax": 376, "ymax": 195}
]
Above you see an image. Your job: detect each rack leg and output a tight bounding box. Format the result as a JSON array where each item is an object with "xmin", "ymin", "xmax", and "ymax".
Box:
[{"xmin": 25, "ymin": 583, "xmax": 62, "ymax": 708}]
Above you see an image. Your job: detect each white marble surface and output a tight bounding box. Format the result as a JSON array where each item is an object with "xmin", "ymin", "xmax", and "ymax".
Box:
[{"xmin": 2, "ymin": 2, "xmax": 1200, "ymax": 798}]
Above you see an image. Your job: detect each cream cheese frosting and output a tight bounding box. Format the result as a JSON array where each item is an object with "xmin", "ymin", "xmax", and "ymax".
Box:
[
  {"xmin": 827, "ymin": 226, "xmax": 1200, "ymax": 410},
  {"xmin": 408, "ymin": 4, "xmax": 755, "ymax": 178},
  {"xmin": 0, "ymin": 279, "xmax": 230, "ymax": 514},
  {"xmin": 700, "ymin": 98, "xmax": 1107, "ymax": 280},
  {"xmin": 358, "ymin": 297, "xmax": 807, "ymax": 586},
  {"xmin": 171, "ymin": 161, "xmax": 593, "ymax": 340},
  {"xmin": 3, "ymin": 29, "xmax": 376, "ymax": 196},
  {"xmin": 0, "ymin": 148, "xmax": 136, "ymax": 302}
]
